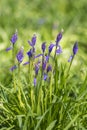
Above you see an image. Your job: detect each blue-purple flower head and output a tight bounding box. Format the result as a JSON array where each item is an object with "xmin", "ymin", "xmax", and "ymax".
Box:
[
  {"xmin": 34, "ymin": 78, "xmax": 37, "ymax": 86},
  {"xmin": 56, "ymin": 45, "xmax": 62, "ymax": 55},
  {"xmin": 68, "ymin": 42, "xmax": 78, "ymax": 62},
  {"xmin": 10, "ymin": 65, "xmax": 17, "ymax": 71},
  {"xmin": 47, "ymin": 65, "xmax": 52, "ymax": 73},
  {"xmin": 6, "ymin": 46, "xmax": 12, "ymax": 51},
  {"xmin": 27, "ymin": 49, "xmax": 33, "ymax": 58},
  {"xmin": 49, "ymin": 43, "xmax": 55, "ymax": 54},
  {"xmin": 10, "ymin": 33, "xmax": 18, "ymax": 44},
  {"xmin": 35, "ymin": 64, "xmax": 39, "ymax": 75},
  {"xmin": 68, "ymin": 55, "xmax": 73, "ymax": 62},
  {"xmin": 28, "ymin": 34, "xmax": 36, "ymax": 47},
  {"xmin": 17, "ymin": 47, "xmax": 24, "ymax": 63},
  {"xmin": 42, "ymin": 61, "xmax": 46, "ymax": 70},
  {"xmin": 56, "ymin": 32, "xmax": 62, "ymax": 46},
  {"xmin": 41, "ymin": 42, "xmax": 46, "ymax": 53},
  {"xmin": 73, "ymin": 42, "xmax": 78, "ymax": 55},
  {"xmin": 43, "ymin": 73, "xmax": 48, "ymax": 81},
  {"xmin": 46, "ymin": 55, "xmax": 49, "ymax": 62}
]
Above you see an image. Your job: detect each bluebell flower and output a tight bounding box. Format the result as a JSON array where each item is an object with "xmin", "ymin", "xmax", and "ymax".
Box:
[
  {"xmin": 27, "ymin": 49, "xmax": 33, "ymax": 58},
  {"xmin": 68, "ymin": 42, "xmax": 78, "ymax": 62},
  {"xmin": 34, "ymin": 54, "xmax": 43, "ymax": 59},
  {"xmin": 73, "ymin": 42, "xmax": 78, "ymax": 55},
  {"xmin": 10, "ymin": 33, "xmax": 18, "ymax": 44},
  {"xmin": 28, "ymin": 34, "xmax": 36, "ymax": 47},
  {"xmin": 45, "ymin": 55, "xmax": 49, "ymax": 62},
  {"xmin": 68, "ymin": 55, "xmax": 73, "ymax": 62},
  {"xmin": 48, "ymin": 43, "xmax": 55, "ymax": 54},
  {"xmin": 42, "ymin": 61, "xmax": 46, "ymax": 70},
  {"xmin": 34, "ymin": 78, "xmax": 37, "ymax": 86},
  {"xmin": 43, "ymin": 73, "xmax": 48, "ymax": 81},
  {"xmin": 56, "ymin": 45, "xmax": 62, "ymax": 55},
  {"xmin": 35, "ymin": 64, "xmax": 39, "ymax": 75},
  {"xmin": 17, "ymin": 47, "xmax": 24, "ymax": 63},
  {"xmin": 10, "ymin": 65, "xmax": 17, "ymax": 71},
  {"xmin": 47, "ymin": 65, "xmax": 52, "ymax": 73},
  {"xmin": 56, "ymin": 32, "xmax": 62, "ymax": 46},
  {"xmin": 6, "ymin": 46, "xmax": 12, "ymax": 51},
  {"xmin": 41, "ymin": 42, "xmax": 46, "ymax": 53},
  {"xmin": 23, "ymin": 61, "xmax": 30, "ymax": 65}
]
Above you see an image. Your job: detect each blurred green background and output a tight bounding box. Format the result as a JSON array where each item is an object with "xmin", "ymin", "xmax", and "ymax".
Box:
[{"xmin": 0, "ymin": 0, "xmax": 87, "ymax": 82}]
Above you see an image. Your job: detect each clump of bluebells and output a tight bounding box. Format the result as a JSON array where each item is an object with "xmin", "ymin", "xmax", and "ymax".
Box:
[
  {"xmin": 6, "ymin": 31, "xmax": 78, "ymax": 86},
  {"xmin": 3, "ymin": 31, "xmax": 82, "ymax": 130}
]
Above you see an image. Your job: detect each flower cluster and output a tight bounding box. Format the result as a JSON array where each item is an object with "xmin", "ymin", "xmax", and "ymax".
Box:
[{"xmin": 6, "ymin": 32, "xmax": 78, "ymax": 86}]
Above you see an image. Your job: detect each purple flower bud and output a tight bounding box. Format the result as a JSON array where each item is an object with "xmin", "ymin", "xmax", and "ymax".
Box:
[
  {"xmin": 56, "ymin": 32, "xmax": 62, "ymax": 46},
  {"xmin": 17, "ymin": 47, "xmax": 24, "ymax": 63},
  {"xmin": 49, "ymin": 43, "xmax": 55, "ymax": 54},
  {"xmin": 34, "ymin": 54, "xmax": 43, "ymax": 58},
  {"xmin": 34, "ymin": 78, "xmax": 37, "ymax": 86},
  {"xmin": 28, "ymin": 34, "xmax": 36, "ymax": 47},
  {"xmin": 68, "ymin": 55, "xmax": 73, "ymax": 62},
  {"xmin": 73, "ymin": 42, "xmax": 78, "ymax": 55},
  {"xmin": 32, "ymin": 34, "xmax": 36, "ymax": 46},
  {"xmin": 43, "ymin": 73, "xmax": 47, "ymax": 81},
  {"xmin": 42, "ymin": 61, "xmax": 46, "ymax": 70},
  {"xmin": 10, "ymin": 65, "xmax": 17, "ymax": 71},
  {"xmin": 41, "ymin": 42, "xmax": 46, "ymax": 53},
  {"xmin": 6, "ymin": 46, "xmax": 12, "ymax": 51},
  {"xmin": 27, "ymin": 49, "xmax": 33, "ymax": 58},
  {"xmin": 10, "ymin": 33, "xmax": 18, "ymax": 44},
  {"xmin": 56, "ymin": 45, "xmax": 62, "ymax": 54},
  {"xmin": 23, "ymin": 61, "xmax": 30, "ymax": 65},
  {"xmin": 47, "ymin": 65, "xmax": 52, "ymax": 73},
  {"xmin": 35, "ymin": 64, "xmax": 39, "ymax": 75},
  {"xmin": 45, "ymin": 55, "xmax": 49, "ymax": 62}
]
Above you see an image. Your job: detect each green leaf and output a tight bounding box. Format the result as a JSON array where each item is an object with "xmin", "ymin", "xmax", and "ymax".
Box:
[
  {"xmin": 46, "ymin": 120, "xmax": 57, "ymax": 130},
  {"xmin": 35, "ymin": 109, "xmax": 49, "ymax": 130},
  {"xmin": 63, "ymin": 114, "xmax": 79, "ymax": 130}
]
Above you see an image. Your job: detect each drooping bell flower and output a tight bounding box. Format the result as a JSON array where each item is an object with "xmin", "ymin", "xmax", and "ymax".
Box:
[
  {"xmin": 10, "ymin": 65, "xmax": 17, "ymax": 71},
  {"xmin": 45, "ymin": 55, "xmax": 49, "ymax": 62},
  {"xmin": 16, "ymin": 47, "xmax": 24, "ymax": 63},
  {"xmin": 56, "ymin": 32, "xmax": 62, "ymax": 46},
  {"xmin": 42, "ymin": 61, "xmax": 46, "ymax": 71},
  {"xmin": 27, "ymin": 49, "xmax": 33, "ymax": 59},
  {"xmin": 43, "ymin": 73, "xmax": 48, "ymax": 81},
  {"xmin": 68, "ymin": 42, "xmax": 78, "ymax": 62},
  {"xmin": 56, "ymin": 45, "xmax": 62, "ymax": 55},
  {"xmin": 10, "ymin": 33, "xmax": 18, "ymax": 45},
  {"xmin": 34, "ymin": 54, "xmax": 43, "ymax": 59},
  {"xmin": 35, "ymin": 64, "xmax": 39, "ymax": 76},
  {"xmin": 73, "ymin": 42, "xmax": 78, "ymax": 55},
  {"xmin": 6, "ymin": 47, "xmax": 12, "ymax": 51},
  {"xmin": 48, "ymin": 43, "xmax": 55, "ymax": 54},
  {"xmin": 34, "ymin": 78, "xmax": 37, "ymax": 86},
  {"xmin": 47, "ymin": 65, "xmax": 52, "ymax": 73},
  {"xmin": 41, "ymin": 42, "xmax": 46, "ymax": 53},
  {"xmin": 68, "ymin": 55, "xmax": 73, "ymax": 62}
]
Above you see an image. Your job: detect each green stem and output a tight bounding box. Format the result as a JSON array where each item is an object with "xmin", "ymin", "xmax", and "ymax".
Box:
[
  {"xmin": 28, "ymin": 58, "xmax": 30, "ymax": 84},
  {"xmin": 12, "ymin": 44, "xmax": 16, "ymax": 90},
  {"xmin": 67, "ymin": 55, "xmax": 75, "ymax": 78},
  {"xmin": 18, "ymin": 62, "xmax": 31, "ymax": 110},
  {"xmin": 54, "ymin": 45, "xmax": 58, "ymax": 93}
]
